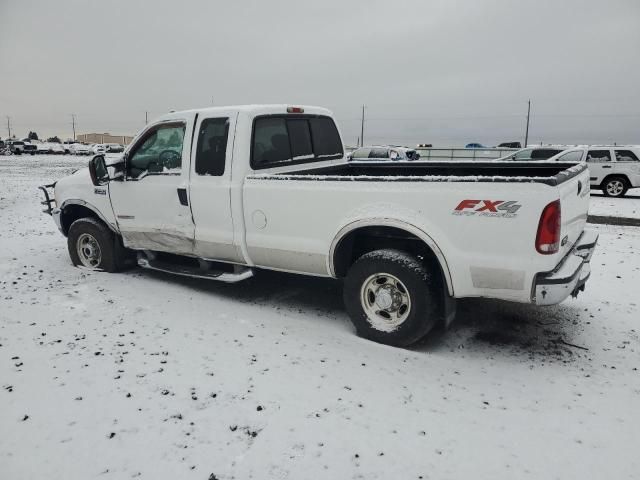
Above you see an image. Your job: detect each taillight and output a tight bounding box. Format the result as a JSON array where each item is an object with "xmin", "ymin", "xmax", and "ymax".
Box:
[{"xmin": 536, "ymin": 200, "xmax": 561, "ymax": 254}]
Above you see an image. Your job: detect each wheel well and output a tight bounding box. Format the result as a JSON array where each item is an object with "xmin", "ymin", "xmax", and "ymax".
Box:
[
  {"xmin": 332, "ymin": 226, "xmax": 447, "ymax": 290},
  {"xmin": 601, "ymin": 174, "xmax": 630, "ymax": 187},
  {"xmin": 59, "ymin": 204, "xmax": 104, "ymax": 236}
]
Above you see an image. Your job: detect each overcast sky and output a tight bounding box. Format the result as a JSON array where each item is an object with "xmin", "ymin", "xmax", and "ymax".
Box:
[{"xmin": 1, "ymin": 0, "xmax": 639, "ymax": 146}]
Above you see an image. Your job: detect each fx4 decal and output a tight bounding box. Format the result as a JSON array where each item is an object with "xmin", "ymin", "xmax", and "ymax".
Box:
[{"xmin": 453, "ymin": 199, "xmax": 522, "ymax": 218}]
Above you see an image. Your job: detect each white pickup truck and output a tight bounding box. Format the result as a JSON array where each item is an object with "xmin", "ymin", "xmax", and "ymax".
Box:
[{"xmin": 39, "ymin": 105, "xmax": 598, "ymax": 347}]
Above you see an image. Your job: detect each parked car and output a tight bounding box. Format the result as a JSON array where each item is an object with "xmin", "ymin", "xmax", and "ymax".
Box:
[
  {"xmin": 497, "ymin": 142, "xmax": 522, "ymax": 148},
  {"xmin": 105, "ymin": 143, "xmax": 124, "ymax": 153},
  {"xmin": 545, "ymin": 146, "xmax": 640, "ymax": 197},
  {"xmin": 22, "ymin": 141, "xmax": 37, "ymax": 155},
  {"xmin": 39, "ymin": 104, "xmax": 597, "ymax": 348},
  {"xmin": 70, "ymin": 143, "xmax": 92, "ymax": 155},
  {"xmin": 91, "ymin": 144, "xmax": 107, "ymax": 155},
  {"xmin": 62, "ymin": 141, "xmax": 75, "ymax": 154},
  {"xmin": 49, "ymin": 143, "xmax": 65, "ymax": 154},
  {"xmin": 348, "ymin": 146, "xmax": 421, "ymax": 161},
  {"xmin": 498, "ymin": 146, "xmax": 565, "ymax": 161},
  {"xmin": 36, "ymin": 142, "xmax": 51, "ymax": 154},
  {"xmin": 465, "ymin": 143, "xmax": 485, "ymax": 148},
  {"xmin": 6, "ymin": 140, "xmax": 25, "ymax": 154}
]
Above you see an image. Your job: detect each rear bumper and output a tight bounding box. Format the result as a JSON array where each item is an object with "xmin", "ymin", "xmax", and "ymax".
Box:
[{"xmin": 533, "ymin": 230, "xmax": 598, "ymax": 305}]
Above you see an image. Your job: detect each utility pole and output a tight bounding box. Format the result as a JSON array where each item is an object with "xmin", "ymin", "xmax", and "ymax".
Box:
[
  {"xmin": 145, "ymin": 111, "xmax": 148, "ymax": 124},
  {"xmin": 71, "ymin": 114, "xmax": 76, "ymax": 141},
  {"xmin": 360, "ymin": 105, "xmax": 366, "ymax": 147},
  {"xmin": 524, "ymin": 100, "xmax": 531, "ymax": 147},
  {"xmin": 6, "ymin": 116, "xmax": 11, "ymax": 138}
]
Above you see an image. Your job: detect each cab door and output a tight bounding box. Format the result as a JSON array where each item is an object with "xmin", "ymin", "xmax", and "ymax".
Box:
[
  {"xmin": 585, "ymin": 149, "xmax": 613, "ymax": 185},
  {"xmin": 109, "ymin": 116, "xmax": 196, "ymax": 255},
  {"xmin": 189, "ymin": 112, "xmax": 243, "ymax": 263}
]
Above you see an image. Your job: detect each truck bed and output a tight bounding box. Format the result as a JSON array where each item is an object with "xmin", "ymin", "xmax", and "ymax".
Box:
[{"xmin": 256, "ymin": 161, "xmax": 586, "ymax": 186}]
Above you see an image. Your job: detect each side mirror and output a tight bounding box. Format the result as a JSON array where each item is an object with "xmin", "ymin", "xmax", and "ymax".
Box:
[{"xmin": 88, "ymin": 155, "xmax": 109, "ymax": 186}]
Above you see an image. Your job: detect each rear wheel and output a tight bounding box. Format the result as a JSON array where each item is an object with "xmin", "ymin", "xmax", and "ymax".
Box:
[
  {"xmin": 343, "ymin": 249, "xmax": 443, "ymax": 347},
  {"xmin": 603, "ymin": 176, "xmax": 628, "ymax": 197}
]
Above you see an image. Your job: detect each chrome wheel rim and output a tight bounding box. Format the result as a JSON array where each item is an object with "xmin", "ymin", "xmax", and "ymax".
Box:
[
  {"xmin": 76, "ymin": 233, "xmax": 102, "ymax": 268},
  {"xmin": 606, "ymin": 180, "xmax": 624, "ymax": 196},
  {"xmin": 360, "ymin": 273, "xmax": 411, "ymax": 332}
]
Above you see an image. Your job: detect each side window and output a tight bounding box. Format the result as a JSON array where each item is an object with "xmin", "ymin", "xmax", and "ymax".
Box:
[
  {"xmin": 195, "ymin": 118, "xmax": 229, "ymax": 176},
  {"xmin": 586, "ymin": 150, "xmax": 611, "ymax": 162},
  {"xmin": 251, "ymin": 115, "xmax": 344, "ymax": 169},
  {"xmin": 513, "ymin": 149, "xmax": 533, "ymax": 160},
  {"xmin": 615, "ymin": 150, "xmax": 640, "ymax": 162},
  {"xmin": 531, "ymin": 149, "xmax": 561, "ymax": 160},
  {"xmin": 369, "ymin": 148, "xmax": 389, "ymax": 159},
  {"xmin": 128, "ymin": 123, "xmax": 185, "ymax": 178},
  {"xmin": 555, "ymin": 150, "xmax": 583, "ymax": 162},
  {"xmin": 351, "ymin": 148, "xmax": 372, "ymax": 159}
]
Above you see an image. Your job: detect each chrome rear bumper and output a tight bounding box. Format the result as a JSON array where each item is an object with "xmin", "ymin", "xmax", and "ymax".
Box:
[{"xmin": 533, "ymin": 230, "xmax": 598, "ymax": 305}]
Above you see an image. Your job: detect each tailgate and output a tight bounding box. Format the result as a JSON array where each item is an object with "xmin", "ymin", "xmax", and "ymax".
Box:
[{"xmin": 557, "ymin": 166, "xmax": 590, "ymax": 257}]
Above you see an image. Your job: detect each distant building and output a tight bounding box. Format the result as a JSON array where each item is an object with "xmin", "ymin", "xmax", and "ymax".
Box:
[{"xmin": 76, "ymin": 132, "xmax": 134, "ymax": 145}]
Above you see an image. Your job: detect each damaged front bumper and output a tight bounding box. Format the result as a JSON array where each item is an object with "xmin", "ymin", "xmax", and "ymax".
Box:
[{"xmin": 533, "ymin": 230, "xmax": 599, "ymax": 305}]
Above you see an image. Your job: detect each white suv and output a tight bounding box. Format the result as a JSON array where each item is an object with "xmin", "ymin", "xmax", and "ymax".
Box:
[{"xmin": 548, "ymin": 146, "xmax": 640, "ymax": 197}]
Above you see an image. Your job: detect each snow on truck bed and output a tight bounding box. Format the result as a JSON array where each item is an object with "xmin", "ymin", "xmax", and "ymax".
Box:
[{"xmin": 1, "ymin": 155, "xmax": 639, "ymax": 480}]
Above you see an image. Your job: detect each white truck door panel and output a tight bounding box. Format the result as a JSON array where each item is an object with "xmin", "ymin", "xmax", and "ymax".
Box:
[
  {"xmin": 109, "ymin": 117, "xmax": 196, "ymax": 255},
  {"xmin": 190, "ymin": 112, "xmax": 242, "ymax": 263}
]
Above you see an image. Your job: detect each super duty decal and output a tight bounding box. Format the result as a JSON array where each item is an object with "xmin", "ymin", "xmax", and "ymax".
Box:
[{"xmin": 453, "ymin": 199, "xmax": 522, "ymax": 218}]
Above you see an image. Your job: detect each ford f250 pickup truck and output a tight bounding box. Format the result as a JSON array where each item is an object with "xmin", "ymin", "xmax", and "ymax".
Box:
[{"xmin": 39, "ymin": 105, "xmax": 598, "ymax": 347}]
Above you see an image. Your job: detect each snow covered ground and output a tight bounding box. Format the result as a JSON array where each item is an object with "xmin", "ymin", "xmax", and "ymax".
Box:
[
  {"xmin": 1, "ymin": 155, "xmax": 639, "ymax": 480},
  {"xmin": 589, "ymin": 190, "xmax": 640, "ymax": 220}
]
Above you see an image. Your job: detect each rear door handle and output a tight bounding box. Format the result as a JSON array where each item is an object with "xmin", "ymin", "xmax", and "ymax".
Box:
[
  {"xmin": 602, "ymin": 165, "xmax": 612, "ymax": 169},
  {"xmin": 177, "ymin": 188, "xmax": 188, "ymax": 206}
]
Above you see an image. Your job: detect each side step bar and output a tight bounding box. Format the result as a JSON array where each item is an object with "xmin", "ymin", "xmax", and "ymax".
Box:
[{"xmin": 137, "ymin": 253, "xmax": 253, "ymax": 283}]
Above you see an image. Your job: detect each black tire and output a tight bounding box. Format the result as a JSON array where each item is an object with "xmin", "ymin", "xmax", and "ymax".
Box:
[
  {"xmin": 602, "ymin": 176, "xmax": 629, "ymax": 197},
  {"xmin": 343, "ymin": 249, "xmax": 443, "ymax": 347},
  {"xmin": 68, "ymin": 217, "xmax": 129, "ymax": 272}
]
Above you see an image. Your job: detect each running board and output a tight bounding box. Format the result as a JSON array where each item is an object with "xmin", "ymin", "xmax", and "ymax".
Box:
[{"xmin": 137, "ymin": 256, "xmax": 253, "ymax": 283}]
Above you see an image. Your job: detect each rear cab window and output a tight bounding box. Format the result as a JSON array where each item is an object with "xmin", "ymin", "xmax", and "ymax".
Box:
[{"xmin": 251, "ymin": 115, "xmax": 343, "ymax": 169}]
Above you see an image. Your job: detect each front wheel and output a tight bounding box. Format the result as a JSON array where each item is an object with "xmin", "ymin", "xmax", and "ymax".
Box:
[
  {"xmin": 603, "ymin": 176, "xmax": 628, "ymax": 197},
  {"xmin": 68, "ymin": 217, "xmax": 128, "ymax": 272},
  {"xmin": 343, "ymin": 249, "xmax": 443, "ymax": 347}
]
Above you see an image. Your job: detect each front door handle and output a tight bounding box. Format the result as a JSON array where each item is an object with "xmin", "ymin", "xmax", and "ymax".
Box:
[{"xmin": 177, "ymin": 188, "xmax": 188, "ymax": 206}]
